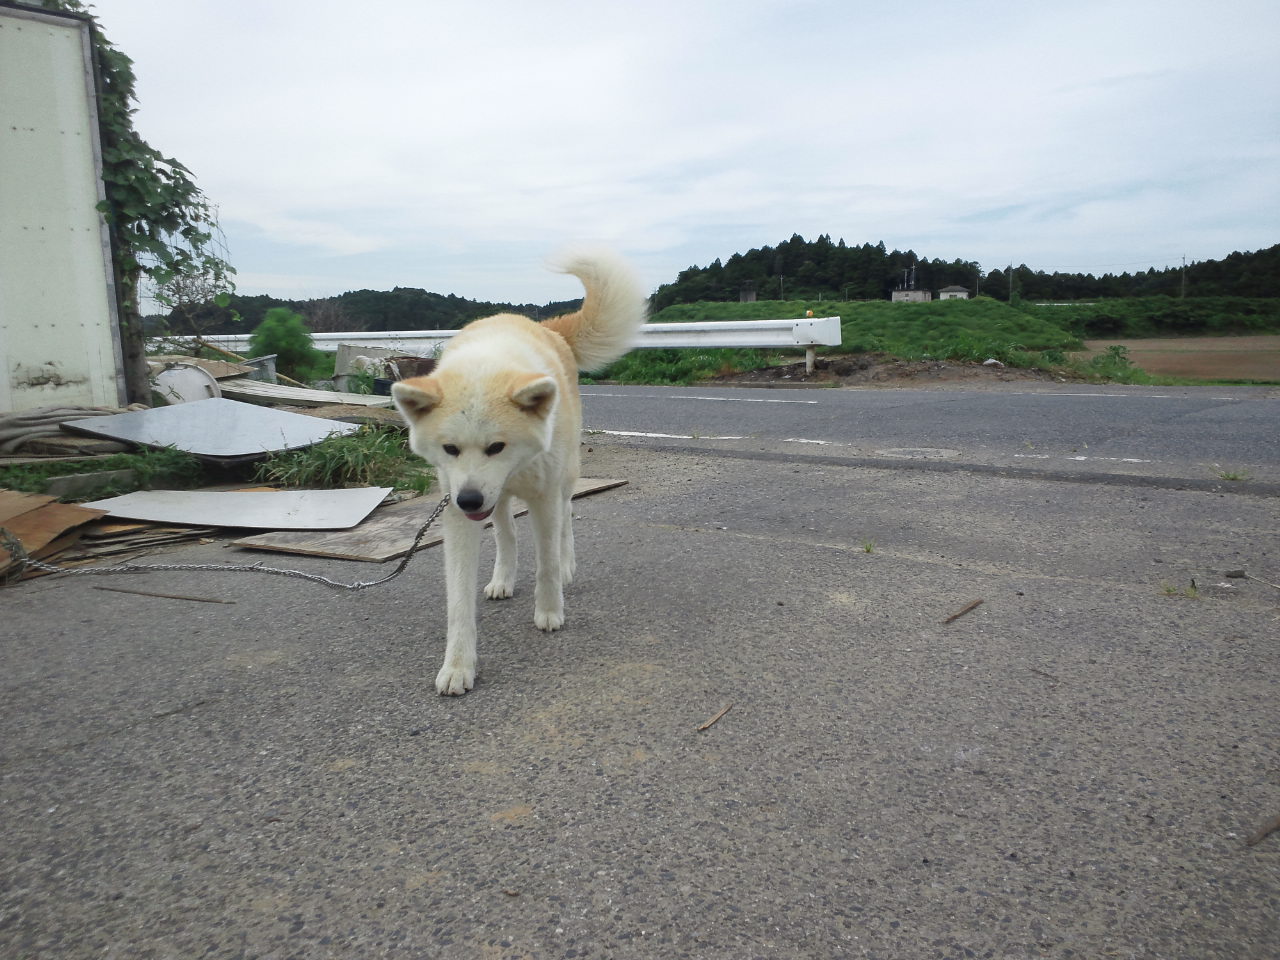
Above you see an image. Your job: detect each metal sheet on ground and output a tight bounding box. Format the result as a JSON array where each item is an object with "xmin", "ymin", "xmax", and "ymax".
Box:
[
  {"xmin": 230, "ymin": 478, "xmax": 628, "ymax": 561},
  {"xmin": 59, "ymin": 398, "xmax": 361, "ymax": 463},
  {"xmin": 82, "ymin": 487, "xmax": 393, "ymax": 530}
]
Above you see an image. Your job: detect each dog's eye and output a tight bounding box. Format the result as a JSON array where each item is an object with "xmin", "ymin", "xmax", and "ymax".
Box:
[
  {"xmin": 442, "ymin": 444, "xmax": 460, "ymax": 457},
  {"xmin": 485, "ymin": 442, "xmax": 506, "ymax": 456}
]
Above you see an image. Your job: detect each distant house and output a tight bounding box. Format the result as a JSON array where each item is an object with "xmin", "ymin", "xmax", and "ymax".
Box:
[
  {"xmin": 891, "ymin": 289, "xmax": 932, "ymax": 303},
  {"xmin": 938, "ymin": 285, "xmax": 970, "ymax": 300}
]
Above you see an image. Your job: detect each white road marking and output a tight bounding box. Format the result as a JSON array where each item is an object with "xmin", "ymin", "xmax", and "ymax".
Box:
[
  {"xmin": 1014, "ymin": 454, "xmax": 1156, "ymax": 464},
  {"xmin": 582, "ymin": 391, "xmax": 818, "ymax": 404},
  {"xmin": 588, "ymin": 429, "xmax": 747, "ymax": 440},
  {"xmin": 1049, "ymin": 392, "xmax": 1173, "ymax": 399},
  {"xmin": 670, "ymin": 394, "xmax": 820, "ymax": 404}
]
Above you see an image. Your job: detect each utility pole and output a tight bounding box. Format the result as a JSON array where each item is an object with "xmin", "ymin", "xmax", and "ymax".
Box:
[
  {"xmin": 1008, "ymin": 263, "xmax": 1013, "ymax": 302},
  {"xmin": 1181, "ymin": 256, "xmax": 1187, "ymax": 299}
]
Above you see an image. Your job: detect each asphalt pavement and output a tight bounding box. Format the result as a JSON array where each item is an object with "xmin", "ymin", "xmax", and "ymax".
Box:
[{"xmin": 3, "ymin": 435, "xmax": 1279, "ymax": 959}]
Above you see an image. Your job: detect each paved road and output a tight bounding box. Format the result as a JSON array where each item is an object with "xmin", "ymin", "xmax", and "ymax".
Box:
[
  {"xmin": 582, "ymin": 383, "xmax": 1280, "ymax": 483},
  {"xmin": 3, "ymin": 391, "xmax": 1279, "ymax": 959}
]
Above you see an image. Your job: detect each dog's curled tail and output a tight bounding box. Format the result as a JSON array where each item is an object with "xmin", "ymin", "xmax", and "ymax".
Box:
[{"xmin": 542, "ymin": 251, "xmax": 648, "ymax": 372}]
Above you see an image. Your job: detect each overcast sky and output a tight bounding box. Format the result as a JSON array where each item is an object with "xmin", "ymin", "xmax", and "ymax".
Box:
[{"xmin": 92, "ymin": 0, "xmax": 1279, "ymax": 306}]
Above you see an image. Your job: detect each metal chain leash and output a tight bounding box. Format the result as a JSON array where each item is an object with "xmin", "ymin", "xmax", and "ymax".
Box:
[{"xmin": 1, "ymin": 495, "xmax": 451, "ymax": 592}]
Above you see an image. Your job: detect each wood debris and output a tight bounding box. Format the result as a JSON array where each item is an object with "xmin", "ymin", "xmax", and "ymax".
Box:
[
  {"xmin": 942, "ymin": 598, "xmax": 984, "ymax": 624},
  {"xmin": 92, "ymin": 585, "xmax": 234, "ymax": 604},
  {"xmin": 1, "ymin": 489, "xmax": 106, "ymax": 580},
  {"xmin": 697, "ymin": 703, "xmax": 733, "ymax": 732}
]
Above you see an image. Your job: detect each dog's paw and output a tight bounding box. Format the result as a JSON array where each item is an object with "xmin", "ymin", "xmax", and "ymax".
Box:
[
  {"xmin": 560, "ymin": 562, "xmax": 575, "ymax": 586},
  {"xmin": 484, "ymin": 578, "xmax": 514, "ymax": 600},
  {"xmin": 534, "ymin": 607, "xmax": 564, "ymax": 632},
  {"xmin": 435, "ymin": 661, "xmax": 475, "ymax": 696}
]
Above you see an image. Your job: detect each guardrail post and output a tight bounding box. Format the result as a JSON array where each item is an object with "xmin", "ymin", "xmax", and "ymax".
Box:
[{"xmin": 806, "ymin": 346, "xmax": 816, "ymax": 374}]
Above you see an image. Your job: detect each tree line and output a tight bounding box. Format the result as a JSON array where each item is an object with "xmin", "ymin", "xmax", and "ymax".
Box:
[
  {"xmin": 652, "ymin": 235, "xmax": 1280, "ymax": 309},
  {"xmin": 157, "ymin": 288, "xmax": 582, "ymax": 338},
  {"xmin": 153, "ymin": 235, "xmax": 1278, "ymax": 338}
]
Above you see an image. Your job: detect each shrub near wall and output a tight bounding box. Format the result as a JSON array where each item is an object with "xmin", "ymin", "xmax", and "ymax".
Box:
[{"xmin": 247, "ymin": 308, "xmax": 325, "ymax": 381}]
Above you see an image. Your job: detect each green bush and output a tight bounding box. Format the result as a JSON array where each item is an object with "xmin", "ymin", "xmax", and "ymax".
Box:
[
  {"xmin": 247, "ymin": 307, "xmax": 325, "ymax": 381},
  {"xmin": 596, "ymin": 348, "xmax": 773, "ymax": 385}
]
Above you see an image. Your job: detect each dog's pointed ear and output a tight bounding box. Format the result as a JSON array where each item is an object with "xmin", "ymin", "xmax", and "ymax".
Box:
[
  {"xmin": 509, "ymin": 373, "xmax": 557, "ymax": 418},
  {"xmin": 392, "ymin": 376, "xmax": 442, "ymax": 420}
]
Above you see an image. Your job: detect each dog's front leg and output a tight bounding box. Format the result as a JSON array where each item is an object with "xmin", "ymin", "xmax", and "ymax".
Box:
[
  {"xmin": 484, "ymin": 495, "xmax": 517, "ymax": 599},
  {"xmin": 559, "ymin": 493, "xmax": 575, "ymax": 586},
  {"xmin": 437, "ymin": 506, "xmax": 482, "ymax": 695},
  {"xmin": 527, "ymin": 494, "xmax": 564, "ymax": 631}
]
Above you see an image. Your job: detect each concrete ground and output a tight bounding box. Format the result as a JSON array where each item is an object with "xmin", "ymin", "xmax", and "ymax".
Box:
[{"xmin": 2, "ymin": 441, "xmax": 1278, "ymax": 959}]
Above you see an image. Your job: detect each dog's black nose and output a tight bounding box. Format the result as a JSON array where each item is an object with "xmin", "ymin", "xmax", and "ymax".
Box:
[{"xmin": 456, "ymin": 489, "xmax": 484, "ymax": 513}]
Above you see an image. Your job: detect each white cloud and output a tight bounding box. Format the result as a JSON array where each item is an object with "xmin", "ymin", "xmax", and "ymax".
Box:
[{"xmin": 92, "ymin": 0, "xmax": 1280, "ymax": 302}]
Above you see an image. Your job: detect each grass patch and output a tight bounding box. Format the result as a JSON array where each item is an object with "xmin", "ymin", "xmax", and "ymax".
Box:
[
  {"xmin": 252, "ymin": 424, "xmax": 433, "ymax": 494},
  {"xmin": 631, "ymin": 297, "xmax": 1085, "ymax": 381},
  {"xmin": 1160, "ymin": 580, "xmax": 1200, "ymax": 600},
  {"xmin": 607, "ymin": 298, "xmax": 1276, "ymax": 386},
  {"xmin": 0, "ymin": 447, "xmax": 207, "ymax": 500},
  {"xmin": 1215, "ymin": 467, "xmax": 1252, "ymax": 481},
  {"xmin": 593, "ymin": 347, "xmax": 777, "ymax": 385}
]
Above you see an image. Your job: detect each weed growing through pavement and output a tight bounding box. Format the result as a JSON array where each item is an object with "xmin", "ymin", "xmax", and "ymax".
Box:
[{"xmin": 1160, "ymin": 580, "xmax": 1200, "ymax": 599}]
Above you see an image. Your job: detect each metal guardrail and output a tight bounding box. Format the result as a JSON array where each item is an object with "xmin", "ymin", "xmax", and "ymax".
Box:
[{"xmin": 156, "ymin": 316, "xmax": 844, "ymax": 374}]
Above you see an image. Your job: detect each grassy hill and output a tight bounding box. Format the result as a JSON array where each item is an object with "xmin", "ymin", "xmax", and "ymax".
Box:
[
  {"xmin": 653, "ymin": 296, "xmax": 1080, "ymax": 354},
  {"xmin": 598, "ymin": 297, "xmax": 1082, "ymax": 384}
]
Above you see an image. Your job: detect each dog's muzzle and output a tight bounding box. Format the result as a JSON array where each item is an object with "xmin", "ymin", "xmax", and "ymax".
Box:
[{"xmin": 456, "ymin": 489, "xmax": 491, "ymax": 522}]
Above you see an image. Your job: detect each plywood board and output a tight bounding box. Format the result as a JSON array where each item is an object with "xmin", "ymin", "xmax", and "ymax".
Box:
[
  {"xmin": 231, "ymin": 478, "xmax": 628, "ymax": 562},
  {"xmin": 0, "ymin": 489, "xmax": 57, "ymax": 524},
  {"xmin": 0, "ymin": 499, "xmax": 106, "ymax": 573},
  {"xmin": 82, "ymin": 486, "xmax": 393, "ymax": 530},
  {"xmin": 218, "ymin": 378, "xmax": 394, "ymax": 408}
]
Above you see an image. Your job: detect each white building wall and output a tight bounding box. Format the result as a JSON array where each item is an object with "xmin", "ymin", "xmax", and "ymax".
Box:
[{"xmin": 0, "ymin": 6, "xmax": 125, "ymax": 412}]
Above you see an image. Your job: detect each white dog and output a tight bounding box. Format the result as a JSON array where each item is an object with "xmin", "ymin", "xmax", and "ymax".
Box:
[{"xmin": 392, "ymin": 253, "xmax": 646, "ymax": 695}]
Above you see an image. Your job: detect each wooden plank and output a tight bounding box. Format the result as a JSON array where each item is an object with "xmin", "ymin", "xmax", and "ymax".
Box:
[
  {"xmin": 0, "ymin": 489, "xmax": 57, "ymax": 524},
  {"xmin": 1, "ymin": 501, "xmax": 106, "ymax": 551},
  {"xmin": 0, "ymin": 455, "xmax": 109, "ymax": 467},
  {"xmin": 148, "ymin": 355, "xmax": 254, "ymax": 379},
  {"xmin": 218, "ymin": 378, "xmax": 394, "ymax": 408},
  {"xmin": 81, "ymin": 519, "xmax": 155, "ymax": 538},
  {"xmin": 231, "ymin": 478, "xmax": 628, "ymax": 563},
  {"xmin": 59, "ymin": 530, "xmax": 215, "ymax": 560},
  {"xmin": 0, "ymin": 500, "xmax": 106, "ymax": 572}
]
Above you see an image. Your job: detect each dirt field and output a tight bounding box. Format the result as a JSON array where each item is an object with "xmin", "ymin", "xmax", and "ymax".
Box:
[{"xmin": 1083, "ymin": 334, "xmax": 1280, "ymax": 381}]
